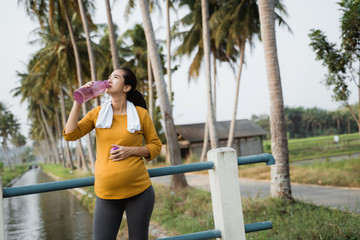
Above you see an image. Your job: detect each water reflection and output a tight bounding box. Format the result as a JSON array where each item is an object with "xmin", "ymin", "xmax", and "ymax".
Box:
[{"xmin": 4, "ymin": 169, "xmax": 93, "ymax": 239}]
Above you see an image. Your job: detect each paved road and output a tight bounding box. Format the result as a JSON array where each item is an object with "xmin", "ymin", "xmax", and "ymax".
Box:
[{"xmin": 151, "ymin": 173, "xmax": 360, "ymax": 212}]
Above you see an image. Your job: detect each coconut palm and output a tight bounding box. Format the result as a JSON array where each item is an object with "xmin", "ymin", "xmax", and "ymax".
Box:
[
  {"xmin": 59, "ymin": 0, "xmax": 97, "ymax": 173},
  {"xmin": 77, "ymin": 0, "xmax": 99, "ymax": 105},
  {"xmin": 11, "ymin": 132, "xmax": 27, "ymax": 165},
  {"xmin": 210, "ymin": 0, "xmax": 290, "ymax": 147},
  {"xmin": 175, "ymin": 0, "xmax": 237, "ymax": 151},
  {"xmin": 18, "ymin": 0, "xmax": 97, "ymax": 172},
  {"xmin": 258, "ymin": 0, "xmax": 291, "ymax": 199},
  {"xmin": 0, "ymin": 103, "xmax": 20, "ymax": 169},
  {"xmin": 138, "ymin": 0, "xmax": 188, "ymax": 189}
]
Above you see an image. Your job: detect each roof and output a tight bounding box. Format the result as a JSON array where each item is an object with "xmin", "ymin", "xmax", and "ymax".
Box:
[{"xmin": 175, "ymin": 119, "xmax": 267, "ymax": 143}]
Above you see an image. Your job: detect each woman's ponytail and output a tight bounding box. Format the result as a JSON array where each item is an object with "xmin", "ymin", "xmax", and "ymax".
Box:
[
  {"xmin": 118, "ymin": 67, "xmax": 148, "ymax": 110},
  {"xmin": 127, "ymin": 89, "xmax": 147, "ymax": 110}
]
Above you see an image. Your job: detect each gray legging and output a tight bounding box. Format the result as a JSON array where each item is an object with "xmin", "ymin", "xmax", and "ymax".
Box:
[{"xmin": 93, "ymin": 186, "xmax": 155, "ymax": 240}]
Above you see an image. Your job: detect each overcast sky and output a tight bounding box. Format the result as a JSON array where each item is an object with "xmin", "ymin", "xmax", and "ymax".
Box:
[{"xmin": 0, "ymin": 0, "xmax": 357, "ymax": 138}]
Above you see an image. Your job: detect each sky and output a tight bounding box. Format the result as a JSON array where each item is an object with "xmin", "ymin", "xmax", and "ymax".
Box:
[{"xmin": 0, "ymin": 0, "xmax": 357, "ymax": 139}]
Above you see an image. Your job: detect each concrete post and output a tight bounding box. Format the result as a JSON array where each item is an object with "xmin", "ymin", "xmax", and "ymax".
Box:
[
  {"xmin": 207, "ymin": 148, "xmax": 246, "ymax": 240},
  {"xmin": 0, "ymin": 177, "xmax": 5, "ymax": 240}
]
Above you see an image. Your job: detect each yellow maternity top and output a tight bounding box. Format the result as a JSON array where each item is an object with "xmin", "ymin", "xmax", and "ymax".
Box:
[{"xmin": 63, "ymin": 106, "xmax": 162, "ymax": 199}]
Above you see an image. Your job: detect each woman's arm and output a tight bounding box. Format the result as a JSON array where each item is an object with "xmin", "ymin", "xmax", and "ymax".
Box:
[{"xmin": 64, "ymin": 102, "xmax": 82, "ymax": 134}]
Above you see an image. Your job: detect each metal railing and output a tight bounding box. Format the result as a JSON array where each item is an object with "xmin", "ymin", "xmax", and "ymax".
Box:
[{"xmin": 1, "ymin": 150, "xmax": 275, "ymax": 240}]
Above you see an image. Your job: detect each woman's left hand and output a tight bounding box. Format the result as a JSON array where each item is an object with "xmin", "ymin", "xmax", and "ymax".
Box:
[{"xmin": 109, "ymin": 145, "xmax": 133, "ymax": 161}]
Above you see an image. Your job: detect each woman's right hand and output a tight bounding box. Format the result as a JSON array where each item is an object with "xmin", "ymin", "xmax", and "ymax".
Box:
[
  {"xmin": 82, "ymin": 81, "xmax": 94, "ymax": 88},
  {"xmin": 81, "ymin": 81, "xmax": 98, "ymax": 101}
]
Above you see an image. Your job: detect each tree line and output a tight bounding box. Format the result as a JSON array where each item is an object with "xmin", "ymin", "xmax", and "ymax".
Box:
[{"xmin": 252, "ymin": 105, "xmax": 359, "ymax": 139}]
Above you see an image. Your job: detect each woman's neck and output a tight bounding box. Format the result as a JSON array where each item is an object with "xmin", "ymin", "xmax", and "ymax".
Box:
[{"xmin": 111, "ymin": 97, "xmax": 127, "ymax": 114}]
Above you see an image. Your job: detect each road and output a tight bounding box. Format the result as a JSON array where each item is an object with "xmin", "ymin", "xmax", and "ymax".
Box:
[{"xmin": 151, "ymin": 173, "xmax": 360, "ymax": 212}]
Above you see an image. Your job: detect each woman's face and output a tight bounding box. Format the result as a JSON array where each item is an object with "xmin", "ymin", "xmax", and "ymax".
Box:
[{"xmin": 106, "ymin": 70, "xmax": 131, "ymax": 95}]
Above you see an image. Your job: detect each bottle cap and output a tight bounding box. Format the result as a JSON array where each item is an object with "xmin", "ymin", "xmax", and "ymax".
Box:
[{"xmin": 111, "ymin": 146, "xmax": 119, "ymax": 151}]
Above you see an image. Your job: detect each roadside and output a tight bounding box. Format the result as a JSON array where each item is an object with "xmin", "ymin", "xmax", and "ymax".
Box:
[{"xmin": 151, "ymin": 172, "xmax": 360, "ymax": 213}]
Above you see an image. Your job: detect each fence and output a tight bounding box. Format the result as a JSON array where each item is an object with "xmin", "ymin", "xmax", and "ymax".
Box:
[{"xmin": 1, "ymin": 148, "xmax": 275, "ymax": 240}]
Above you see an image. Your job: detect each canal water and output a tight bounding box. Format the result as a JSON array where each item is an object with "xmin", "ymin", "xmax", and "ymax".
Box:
[{"xmin": 3, "ymin": 168, "xmax": 93, "ymax": 240}]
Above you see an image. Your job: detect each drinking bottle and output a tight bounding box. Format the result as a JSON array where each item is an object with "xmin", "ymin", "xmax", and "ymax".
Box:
[{"xmin": 73, "ymin": 80, "xmax": 110, "ymax": 104}]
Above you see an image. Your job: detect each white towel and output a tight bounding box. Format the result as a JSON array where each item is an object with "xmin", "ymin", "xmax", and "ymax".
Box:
[{"xmin": 95, "ymin": 98, "xmax": 141, "ymax": 133}]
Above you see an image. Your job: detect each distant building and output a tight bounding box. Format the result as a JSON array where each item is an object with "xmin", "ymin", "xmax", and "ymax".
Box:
[{"xmin": 164, "ymin": 119, "xmax": 267, "ymax": 160}]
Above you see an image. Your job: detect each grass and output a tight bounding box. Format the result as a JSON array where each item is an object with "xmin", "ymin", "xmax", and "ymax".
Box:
[
  {"xmin": 237, "ymin": 158, "xmax": 360, "ymax": 188},
  {"xmin": 0, "ymin": 165, "xmax": 29, "ymax": 186},
  {"xmin": 263, "ymin": 133, "xmax": 360, "ymax": 162},
  {"xmin": 152, "ymin": 184, "xmax": 360, "ymax": 240},
  {"xmin": 39, "ymin": 164, "xmax": 360, "ymax": 239},
  {"xmin": 40, "ymin": 164, "xmax": 93, "ymax": 179}
]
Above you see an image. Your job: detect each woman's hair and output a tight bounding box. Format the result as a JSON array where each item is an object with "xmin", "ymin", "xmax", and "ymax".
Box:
[{"xmin": 118, "ymin": 67, "xmax": 147, "ymax": 110}]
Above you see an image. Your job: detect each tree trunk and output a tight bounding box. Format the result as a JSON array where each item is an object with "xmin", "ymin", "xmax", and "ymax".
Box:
[
  {"xmin": 61, "ymin": 0, "xmax": 96, "ymax": 173},
  {"xmin": 39, "ymin": 119, "xmax": 53, "ymax": 164},
  {"xmin": 200, "ymin": 119, "xmax": 209, "ymax": 162},
  {"xmin": 59, "ymin": 89, "xmax": 75, "ymax": 169},
  {"xmin": 138, "ymin": 0, "xmax": 188, "ymax": 189},
  {"xmin": 105, "ymin": 0, "xmax": 120, "ymax": 70},
  {"xmin": 166, "ymin": 0, "xmax": 172, "ymax": 104},
  {"xmin": 227, "ymin": 40, "xmax": 245, "ymax": 147},
  {"xmin": 77, "ymin": 140, "xmax": 89, "ymax": 170},
  {"xmin": 258, "ymin": 0, "xmax": 292, "ymax": 200},
  {"xmin": 201, "ymin": 0, "xmax": 219, "ymax": 149},
  {"xmin": 147, "ymin": 48, "xmax": 154, "ymax": 119},
  {"xmin": 54, "ymin": 108, "xmax": 65, "ymax": 167},
  {"xmin": 148, "ymin": 52, "xmax": 157, "ymax": 165},
  {"xmin": 78, "ymin": 0, "xmax": 99, "ymax": 106},
  {"xmin": 212, "ymin": 51, "xmax": 217, "ymax": 117},
  {"xmin": 39, "ymin": 105, "xmax": 60, "ymax": 165}
]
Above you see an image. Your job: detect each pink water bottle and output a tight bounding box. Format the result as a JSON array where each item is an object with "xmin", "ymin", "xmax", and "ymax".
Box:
[{"xmin": 73, "ymin": 80, "xmax": 110, "ymax": 104}]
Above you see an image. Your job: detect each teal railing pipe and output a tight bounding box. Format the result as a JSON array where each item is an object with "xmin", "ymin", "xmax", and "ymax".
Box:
[
  {"xmin": 3, "ymin": 153, "xmax": 274, "ymax": 198},
  {"xmin": 157, "ymin": 229, "xmax": 221, "ymax": 240},
  {"xmin": 237, "ymin": 153, "xmax": 275, "ymax": 166},
  {"xmin": 155, "ymin": 221, "xmax": 273, "ymax": 240},
  {"xmin": 244, "ymin": 221, "xmax": 273, "ymax": 233},
  {"xmin": 3, "ymin": 161, "xmax": 214, "ymax": 198}
]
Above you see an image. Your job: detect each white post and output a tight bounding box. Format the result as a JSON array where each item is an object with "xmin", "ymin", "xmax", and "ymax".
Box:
[
  {"xmin": 0, "ymin": 177, "xmax": 5, "ymax": 240},
  {"xmin": 208, "ymin": 148, "xmax": 246, "ymax": 240}
]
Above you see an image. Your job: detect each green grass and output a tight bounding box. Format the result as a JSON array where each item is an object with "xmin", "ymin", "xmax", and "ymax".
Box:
[
  {"xmin": 152, "ymin": 184, "xmax": 360, "ymax": 240},
  {"xmin": 0, "ymin": 165, "xmax": 29, "ymax": 186},
  {"xmin": 40, "ymin": 164, "xmax": 93, "ymax": 179},
  {"xmin": 263, "ymin": 133, "xmax": 360, "ymax": 162},
  {"xmin": 238, "ymin": 158, "xmax": 360, "ymax": 188}
]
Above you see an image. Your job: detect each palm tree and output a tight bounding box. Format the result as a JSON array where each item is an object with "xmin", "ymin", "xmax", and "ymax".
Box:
[
  {"xmin": 0, "ymin": 103, "xmax": 20, "ymax": 169},
  {"xmin": 77, "ymin": 0, "xmax": 99, "ymax": 106},
  {"xmin": 138, "ymin": 0, "xmax": 188, "ymax": 189},
  {"xmin": 18, "ymin": 0, "xmax": 97, "ymax": 171},
  {"xmin": 175, "ymin": 0, "xmax": 235, "ymax": 153},
  {"xmin": 211, "ymin": 0, "xmax": 290, "ymax": 147},
  {"xmin": 11, "ymin": 132, "xmax": 27, "ymax": 165},
  {"xmin": 258, "ymin": 0, "xmax": 291, "ymax": 199},
  {"xmin": 59, "ymin": 0, "xmax": 97, "ymax": 173}
]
